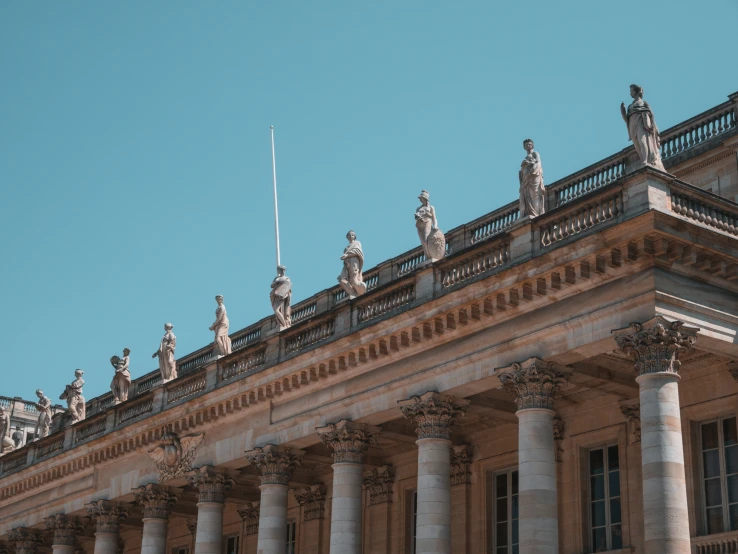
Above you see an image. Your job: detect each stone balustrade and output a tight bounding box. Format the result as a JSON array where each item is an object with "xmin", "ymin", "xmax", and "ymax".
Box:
[
  {"xmin": 691, "ymin": 530, "xmax": 738, "ymax": 554},
  {"xmin": 661, "ymin": 99, "xmax": 737, "ymax": 161}
]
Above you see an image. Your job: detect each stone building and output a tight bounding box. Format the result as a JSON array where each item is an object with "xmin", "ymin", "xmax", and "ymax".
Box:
[
  {"xmin": 1, "ymin": 91, "xmax": 738, "ymax": 554},
  {"xmin": 0, "ymin": 396, "xmax": 64, "ymax": 448}
]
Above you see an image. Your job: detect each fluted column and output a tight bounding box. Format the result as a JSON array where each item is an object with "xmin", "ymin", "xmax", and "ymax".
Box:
[
  {"xmin": 317, "ymin": 420, "xmax": 379, "ymax": 554},
  {"xmin": 245, "ymin": 445, "xmax": 304, "ymax": 554},
  {"xmin": 500, "ymin": 358, "xmax": 568, "ymax": 554},
  {"xmin": 187, "ymin": 466, "xmax": 234, "ymax": 554},
  {"xmin": 87, "ymin": 501, "xmax": 128, "ymax": 554},
  {"xmin": 7, "ymin": 528, "xmax": 42, "ymax": 554},
  {"xmin": 614, "ymin": 317, "xmax": 697, "ymax": 554},
  {"xmin": 399, "ymin": 392, "xmax": 469, "ymax": 554},
  {"xmin": 134, "ymin": 484, "xmax": 178, "ymax": 554},
  {"xmin": 45, "ymin": 515, "xmax": 83, "ymax": 554}
]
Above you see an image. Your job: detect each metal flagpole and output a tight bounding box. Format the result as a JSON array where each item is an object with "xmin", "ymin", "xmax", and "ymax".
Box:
[{"xmin": 270, "ymin": 125, "xmax": 281, "ymax": 268}]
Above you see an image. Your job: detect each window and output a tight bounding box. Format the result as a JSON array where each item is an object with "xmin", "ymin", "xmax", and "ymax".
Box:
[
  {"xmin": 409, "ymin": 490, "xmax": 418, "ymax": 554},
  {"xmin": 701, "ymin": 417, "xmax": 738, "ymax": 534},
  {"xmin": 286, "ymin": 520, "xmax": 296, "ymax": 554},
  {"xmin": 491, "ymin": 469, "xmax": 519, "ymax": 554},
  {"xmin": 588, "ymin": 445, "xmax": 622, "ymax": 552},
  {"xmin": 172, "ymin": 547, "xmax": 188, "ymax": 554},
  {"xmin": 224, "ymin": 535, "xmax": 239, "ymax": 554}
]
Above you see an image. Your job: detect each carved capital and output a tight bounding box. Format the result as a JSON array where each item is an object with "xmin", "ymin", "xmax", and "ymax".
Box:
[
  {"xmin": 237, "ymin": 502, "xmax": 260, "ymax": 536},
  {"xmin": 553, "ymin": 416, "xmax": 565, "ymax": 463},
  {"xmin": 186, "ymin": 466, "xmax": 235, "ymax": 504},
  {"xmin": 316, "ymin": 420, "xmax": 379, "ymax": 464},
  {"xmin": 7, "ymin": 528, "xmax": 42, "ymax": 554},
  {"xmin": 133, "ymin": 484, "xmax": 178, "ymax": 520},
  {"xmin": 728, "ymin": 361, "xmax": 738, "ymax": 383},
  {"xmin": 613, "ymin": 316, "xmax": 698, "ymax": 376},
  {"xmin": 186, "ymin": 519, "xmax": 197, "ymax": 537},
  {"xmin": 244, "ymin": 445, "xmax": 304, "ymax": 486},
  {"xmin": 363, "ymin": 465, "xmax": 394, "ymax": 505},
  {"xmin": 44, "ymin": 515, "xmax": 83, "ymax": 547},
  {"xmin": 450, "ymin": 445, "xmax": 473, "ymax": 486},
  {"xmin": 398, "ymin": 392, "xmax": 470, "ymax": 440},
  {"xmin": 291, "ymin": 484, "xmax": 326, "ymax": 522},
  {"xmin": 498, "ymin": 358, "xmax": 568, "ymax": 411},
  {"xmin": 86, "ymin": 500, "xmax": 129, "ymax": 535},
  {"xmin": 619, "ymin": 400, "xmax": 641, "ymax": 443}
]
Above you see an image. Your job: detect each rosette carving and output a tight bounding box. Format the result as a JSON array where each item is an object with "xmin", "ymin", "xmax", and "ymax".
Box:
[
  {"xmin": 498, "ymin": 358, "xmax": 568, "ymax": 411},
  {"xmin": 363, "ymin": 465, "xmax": 395, "ymax": 505},
  {"xmin": 186, "ymin": 466, "xmax": 235, "ymax": 504},
  {"xmin": 316, "ymin": 420, "xmax": 379, "ymax": 464},
  {"xmin": 292, "ymin": 484, "xmax": 326, "ymax": 521},
  {"xmin": 398, "ymin": 392, "xmax": 470, "ymax": 440},
  {"xmin": 44, "ymin": 515, "xmax": 83, "ymax": 547},
  {"xmin": 86, "ymin": 500, "xmax": 129, "ymax": 534},
  {"xmin": 244, "ymin": 445, "xmax": 304, "ymax": 486},
  {"xmin": 133, "ymin": 484, "xmax": 178, "ymax": 520},
  {"xmin": 237, "ymin": 502, "xmax": 260, "ymax": 536}
]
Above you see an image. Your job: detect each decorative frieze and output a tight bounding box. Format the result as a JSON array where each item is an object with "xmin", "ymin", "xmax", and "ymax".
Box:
[
  {"xmin": 186, "ymin": 466, "xmax": 234, "ymax": 504},
  {"xmin": 237, "ymin": 502, "xmax": 260, "ymax": 536},
  {"xmin": 498, "ymin": 358, "xmax": 568, "ymax": 411},
  {"xmin": 244, "ymin": 445, "xmax": 304, "ymax": 486},
  {"xmin": 147, "ymin": 427, "xmax": 204, "ymax": 481},
  {"xmin": 292, "ymin": 484, "xmax": 326, "ymax": 522},
  {"xmin": 450, "ymin": 445, "xmax": 473, "ymax": 486},
  {"xmin": 619, "ymin": 401, "xmax": 641, "ymax": 443},
  {"xmin": 44, "ymin": 514, "xmax": 83, "ymax": 547},
  {"xmin": 613, "ymin": 316, "xmax": 698, "ymax": 376},
  {"xmin": 398, "ymin": 392, "xmax": 470, "ymax": 441},
  {"xmin": 133, "ymin": 484, "xmax": 178, "ymax": 520},
  {"xmin": 316, "ymin": 420, "xmax": 379, "ymax": 464},
  {"xmin": 363, "ymin": 465, "xmax": 394, "ymax": 505},
  {"xmin": 7, "ymin": 528, "xmax": 42, "ymax": 554},
  {"xmin": 553, "ymin": 416, "xmax": 564, "ymax": 462},
  {"xmin": 86, "ymin": 500, "xmax": 129, "ymax": 534}
]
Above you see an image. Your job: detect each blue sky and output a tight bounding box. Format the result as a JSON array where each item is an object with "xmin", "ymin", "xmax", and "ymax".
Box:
[{"xmin": 1, "ymin": 1, "xmax": 736, "ymax": 403}]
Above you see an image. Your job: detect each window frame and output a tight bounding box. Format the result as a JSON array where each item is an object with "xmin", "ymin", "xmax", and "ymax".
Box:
[
  {"xmin": 285, "ymin": 519, "xmax": 297, "ymax": 554},
  {"xmin": 223, "ymin": 534, "xmax": 239, "ymax": 554},
  {"xmin": 699, "ymin": 415, "xmax": 738, "ymax": 534},
  {"xmin": 491, "ymin": 467, "xmax": 519, "ymax": 554},
  {"xmin": 586, "ymin": 444, "xmax": 622, "ymax": 552},
  {"xmin": 172, "ymin": 546, "xmax": 189, "ymax": 554}
]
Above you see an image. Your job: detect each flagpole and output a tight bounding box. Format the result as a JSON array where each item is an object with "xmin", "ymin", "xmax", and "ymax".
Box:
[{"xmin": 270, "ymin": 125, "xmax": 281, "ymax": 268}]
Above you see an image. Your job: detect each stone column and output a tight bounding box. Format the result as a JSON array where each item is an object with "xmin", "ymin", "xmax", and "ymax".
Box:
[
  {"xmin": 134, "ymin": 484, "xmax": 178, "ymax": 554},
  {"xmin": 363, "ymin": 465, "xmax": 395, "ymax": 554},
  {"xmin": 187, "ymin": 466, "xmax": 234, "ymax": 554},
  {"xmin": 499, "ymin": 358, "xmax": 568, "ymax": 554},
  {"xmin": 7, "ymin": 528, "xmax": 42, "ymax": 554},
  {"xmin": 45, "ymin": 515, "xmax": 83, "ymax": 554},
  {"xmin": 87, "ymin": 500, "xmax": 129, "ymax": 554},
  {"xmin": 245, "ymin": 445, "xmax": 304, "ymax": 554},
  {"xmin": 614, "ymin": 317, "xmax": 697, "ymax": 554},
  {"xmin": 317, "ymin": 420, "xmax": 379, "ymax": 554},
  {"xmin": 399, "ymin": 392, "xmax": 470, "ymax": 554}
]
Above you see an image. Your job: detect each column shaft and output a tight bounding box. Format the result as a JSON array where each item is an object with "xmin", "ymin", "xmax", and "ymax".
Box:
[
  {"xmin": 51, "ymin": 546, "xmax": 75, "ymax": 554},
  {"xmin": 256, "ymin": 484, "xmax": 289, "ymax": 554},
  {"xmin": 329, "ymin": 463, "xmax": 363, "ymax": 554},
  {"xmin": 93, "ymin": 533, "xmax": 119, "ymax": 554},
  {"xmin": 141, "ymin": 518, "xmax": 168, "ymax": 554},
  {"xmin": 415, "ymin": 438, "xmax": 452, "ymax": 554},
  {"xmin": 195, "ymin": 502, "xmax": 225, "ymax": 554}
]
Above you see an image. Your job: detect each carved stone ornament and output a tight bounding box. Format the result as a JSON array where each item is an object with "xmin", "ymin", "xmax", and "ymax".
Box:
[
  {"xmin": 613, "ymin": 316, "xmax": 698, "ymax": 377},
  {"xmin": 553, "ymin": 416, "xmax": 565, "ymax": 463},
  {"xmin": 316, "ymin": 420, "xmax": 379, "ymax": 464},
  {"xmin": 619, "ymin": 401, "xmax": 641, "ymax": 443},
  {"xmin": 292, "ymin": 484, "xmax": 326, "ymax": 522},
  {"xmin": 450, "ymin": 445, "xmax": 473, "ymax": 486},
  {"xmin": 186, "ymin": 519, "xmax": 197, "ymax": 537},
  {"xmin": 363, "ymin": 465, "xmax": 395, "ymax": 505},
  {"xmin": 0, "ymin": 541, "xmax": 8, "ymax": 554},
  {"xmin": 498, "ymin": 358, "xmax": 568, "ymax": 411},
  {"xmin": 244, "ymin": 444, "xmax": 304, "ymax": 486},
  {"xmin": 7, "ymin": 528, "xmax": 42, "ymax": 554},
  {"xmin": 147, "ymin": 427, "xmax": 204, "ymax": 481},
  {"xmin": 44, "ymin": 514, "xmax": 83, "ymax": 547},
  {"xmin": 86, "ymin": 500, "xmax": 129, "ymax": 534},
  {"xmin": 238, "ymin": 502, "xmax": 260, "ymax": 536},
  {"xmin": 186, "ymin": 466, "xmax": 235, "ymax": 504},
  {"xmin": 398, "ymin": 392, "xmax": 470, "ymax": 441},
  {"xmin": 133, "ymin": 484, "xmax": 178, "ymax": 520},
  {"xmin": 726, "ymin": 361, "xmax": 738, "ymax": 384}
]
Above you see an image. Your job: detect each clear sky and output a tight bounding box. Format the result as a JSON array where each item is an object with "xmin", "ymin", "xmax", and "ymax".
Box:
[{"xmin": 1, "ymin": 1, "xmax": 736, "ymax": 403}]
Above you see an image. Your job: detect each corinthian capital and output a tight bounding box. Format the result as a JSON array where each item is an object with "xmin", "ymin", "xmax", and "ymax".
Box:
[
  {"xmin": 363, "ymin": 465, "xmax": 395, "ymax": 505},
  {"xmin": 86, "ymin": 500, "xmax": 129, "ymax": 534},
  {"xmin": 133, "ymin": 484, "xmax": 178, "ymax": 520},
  {"xmin": 316, "ymin": 420, "xmax": 379, "ymax": 464},
  {"xmin": 44, "ymin": 515, "xmax": 83, "ymax": 547},
  {"xmin": 7, "ymin": 528, "xmax": 42, "ymax": 554},
  {"xmin": 498, "ymin": 358, "xmax": 568, "ymax": 411},
  {"xmin": 244, "ymin": 445, "xmax": 304, "ymax": 486},
  {"xmin": 398, "ymin": 392, "xmax": 470, "ymax": 440},
  {"xmin": 291, "ymin": 484, "xmax": 326, "ymax": 522},
  {"xmin": 186, "ymin": 466, "xmax": 235, "ymax": 504},
  {"xmin": 237, "ymin": 502, "xmax": 260, "ymax": 536}
]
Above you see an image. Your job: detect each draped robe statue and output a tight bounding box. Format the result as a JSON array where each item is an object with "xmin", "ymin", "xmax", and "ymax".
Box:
[
  {"xmin": 415, "ymin": 190, "xmax": 446, "ymax": 262},
  {"xmin": 152, "ymin": 323, "xmax": 177, "ymax": 383},
  {"xmin": 338, "ymin": 231, "xmax": 367, "ymax": 299},
  {"xmin": 209, "ymin": 295, "xmax": 232, "ymax": 357},
  {"xmin": 620, "ymin": 84, "xmax": 665, "ymax": 171},
  {"xmin": 518, "ymin": 138, "xmax": 546, "ymax": 217},
  {"xmin": 270, "ymin": 266, "xmax": 292, "ymax": 330},
  {"xmin": 0, "ymin": 407, "xmax": 14, "ymax": 454},
  {"xmin": 60, "ymin": 369, "xmax": 86, "ymax": 424},
  {"xmin": 110, "ymin": 349, "xmax": 131, "ymax": 404},
  {"xmin": 34, "ymin": 390, "xmax": 52, "ymax": 439}
]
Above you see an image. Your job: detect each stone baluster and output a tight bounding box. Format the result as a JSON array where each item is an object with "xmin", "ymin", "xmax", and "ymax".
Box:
[
  {"xmin": 134, "ymin": 484, "xmax": 178, "ymax": 554},
  {"xmin": 45, "ymin": 515, "xmax": 83, "ymax": 554},
  {"xmin": 245, "ymin": 445, "xmax": 304, "ymax": 554},
  {"xmin": 499, "ymin": 358, "xmax": 568, "ymax": 554},
  {"xmin": 87, "ymin": 500, "xmax": 129, "ymax": 554},
  {"xmin": 317, "ymin": 420, "xmax": 379, "ymax": 554},
  {"xmin": 7, "ymin": 528, "xmax": 42, "ymax": 554},
  {"xmin": 399, "ymin": 392, "xmax": 469, "ymax": 554},
  {"xmin": 187, "ymin": 466, "xmax": 234, "ymax": 554},
  {"xmin": 614, "ymin": 317, "xmax": 697, "ymax": 554}
]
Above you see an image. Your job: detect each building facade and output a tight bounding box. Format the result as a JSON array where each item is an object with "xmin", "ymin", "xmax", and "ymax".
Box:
[
  {"xmin": 0, "ymin": 397, "xmax": 64, "ymax": 448},
  {"xmin": 1, "ymin": 91, "xmax": 738, "ymax": 554}
]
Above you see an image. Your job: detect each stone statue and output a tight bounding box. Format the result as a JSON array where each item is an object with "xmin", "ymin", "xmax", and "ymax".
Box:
[
  {"xmin": 60, "ymin": 369, "xmax": 86, "ymax": 424},
  {"xmin": 152, "ymin": 323, "xmax": 177, "ymax": 383},
  {"xmin": 209, "ymin": 295, "xmax": 232, "ymax": 357},
  {"xmin": 620, "ymin": 84, "xmax": 665, "ymax": 171},
  {"xmin": 0, "ymin": 406, "xmax": 15, "ymax": 455},
  {"xmin": 110, "ymin": 348, "xmax": 132, "ymax": 405},
  {"xmin": 415, "ymin": 190, "xmax": 446, "ymax": 263},
  {"xmin": 270, "ymin": 266, "xmax": 292, "ymax": 330},
  {"xmin": 11, "ymin": 426, "xmax": 23, "ymax": 448},
  {"xmin": 519, "ymin": 138, "xmax": 546, "ymax": 218},
  {"xmin": 338, "ymin": 230, "xmax": 367, "ymax": 299},
  {"xmin": 34, "ymin": 389, "xmax": 52, "ymax": 439}
]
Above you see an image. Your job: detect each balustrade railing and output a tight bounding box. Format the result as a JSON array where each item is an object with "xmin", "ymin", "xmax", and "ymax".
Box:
[
  {"xmin": 135, "ymin": 372, "xmax": 162, "ymax": 395},
  {"xmin": 221, "ymin": 348, "xmax": 267, "ymax": 381},
  {"xmin": 397, "ymin": 250, "xmax": 426, "ymax": 277},
  {"xmin": 692, "ymin": 531, "xmax": 738, "ymax": 554},
  {"xmin": 670, "ymin": 186, "xmax": 738, "ymax": 237},
  {"xmin": 36, "ymin": 436, "xmax": 64, "ymax": 459},
  {"xmin": 0, "ymin": 397, "xmax": 10, "ymax": 409},
  {"xmin": 441, "ymin": 241, "xmax": 510, "ymax": 288},
  {"xmin": 178, "ymin": 348, "xmax": 214, "ymax": 377},
  {"xmin": 551, "ymin": 157, "xmax": 626, "ymax": 208},
  {"xmin": 285, "ymin": 319, "xmax": 335, "ymax": 354},
  {"xmin": 118, "ymin": 397, "xmax": 153, "ymax": 425},
  {"xmin": 662, "ymin": 102, "xmax": 737, "ymax": 161},
  {"xmin": 75, "ymin": 416, "xmax": 106, "ymax": 443},
  {"xmin": 358, "ymin": 284, "xmax": 415, "ymax": 323},
  {"xmin": 469, "ymin": 203, "xmax": 519, "ymax": 244},
  {"xmin": 291, "ymin": 302, "xmax": 317, "ymax": 325},
  {"xmin": 232, "ymin": 326, "xmax": 262, "ymax": 351},
  {"xmin": 541, "ymin": 190, "xmax": 622, "ymax": 248},
  {"xmin": 1, "ymin": 451, "xmax": 27, "ymax": 474},
  {"xmin": 167, "ymin": 374, "xmax": 207, "ymax": 405}
]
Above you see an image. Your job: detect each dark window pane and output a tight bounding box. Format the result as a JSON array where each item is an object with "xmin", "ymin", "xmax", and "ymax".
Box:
[
  {"xmin": 730, "ymin": 504, "xmax": 738, "ymax": 532},
  {"xmin": 496, "ymin": 548, "xmax": 507, "ymax": 554},
  {"xmin": 512, "ymin": 518, "xmax": 518, "ymax": 543},
  {"xmin": 726, "ymin": 446, "xmax": 738, "ymax": 474},
  {"xmin": 591, "ymin": 500, "xmax": 606, "ymax": 527},
  {"xmin": 497, "ymin": 474, "xmax": 507, "ymax": 498},
  {"xmin": 706, "ymin": 478, "xmax": 723, "ymax": 507},
  {"xmin": 703, "ymin": 422, "xmax": 719, "ymax": 450},
  {"xmin": 511, "ymin": 495, "xmax": 519, "ymax": 520},
  {"xmin": 590, "ymin": 449, "xmax": 605, "ymax": 475},
  {"xmin": 512, "ymin": 471, "xmax": 518, "ymax": 495},
  {"xmin": 512, "ymin": 546, "xmax": 518, "ymax": 554},
  {"xmin": 610, "ymin": 498, "xmax": 622, "ymax": 524},
  {"xmin": 729, "ymin": 474, "xmax": 738, "ymax": 503},
  {"xmin": 611, "ymin": 524, "xmax": 623, "ymax": 549},
  {"xmin": 608, "ymin": 445, "xmax": 619, "ymax": 471},
  {"xmin": 591, "ymin": 475, "xmax": 605, "ymax": 501},
  {"xmin": 725, "ymin": 418, "xmax": 738, "ymax": 447},
  {"xmin": 497, "ymin": 498, "xmax": 508, "ymax": 522},
  {"xmin": 609, "ymin": 470, "xmax": 621, "ymax": 498},
  {"xmin": 496, "ymin": 521, "xmax": 508, "ymax": 545},
  {"xmin": 704, "ymin": 450, "xmax": 721, "ymax": 479},
  {"xmin": 707, "ymin": 506, "xmax": 724, "ymax": 535},
  {"xmin": 591, "ymin": 527, "xmax": 607, "ymax": 552}
]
